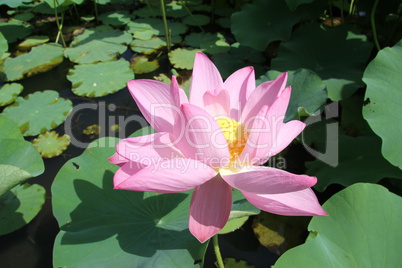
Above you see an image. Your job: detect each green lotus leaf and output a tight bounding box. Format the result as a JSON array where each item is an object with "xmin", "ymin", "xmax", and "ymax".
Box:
[
  {"xmin": 182, "ymin": 14, "xmax": 210, "ymax": 26},
  {"xmin": 362, "ymin": 40, "xmax": 402, "ymax": 169},
  {"xmin": 0, "ymin": 0, "xmax": 28, "ymax": 8},
  {"xmin": 306, "ymin": 135, "xmax": 402, "ymax": 191},
  {"xmin": 44, "ymin": 0, "xmax": 84, "ymax": 7},
  {"xmin": 0, "ymin": 138, "xmax": 44, "ymax": 195},
  {"xmin": 17, "ymin": 35, "xmax": 49, "ymax": 50},
  {"xmin": 229, "ymin": 43, "xmax": 265, "ymax": 64},
  {"xmin": 52, "ymin": 137, "xmax": 208, "ymax": 267},
  {"xmin": 2, "ymin": 43, "xmax": 64, "ymax": 81},
  {"xmin": 273, "ymin": 183, "xmax": 402, "ymax": 267},
  {"xmin": 65, "ymin": 40, "xmax": 127, "ymax": 64},
  {"xmin": 169, "ymin": 48, "xmax": 203, "ymax": 70},
  {"xmin": 71, "ymin": 25, "xmax": 132, "ymax": 46},
  {"xmin": 0, "ymin": 83, "xmax": 23, "ymax": 107},
  {"xmin": 219, "ymin": 216, "xmax": 249, "ymax": 235},
  {"xmin": 13, "ymin": 12, "xmax": 35, "ymax": 22},
  {"xmin": 231, "ymin": 0, "xmax": 300, "ymax": 51},
  {"xmin": 341, "ymin": 95, "xmax": 374, "ymax": 137},
  {"xmin": 285, "ymin": 0, "xmax": 314, "ymax": 10},
  {"xmin": 212, "ymin": 53, "xmax": 265, "ymax": 80},
  {"xmin": 68, "ymin": 59, "xmax": 134, "ymax": 97},
  {"xmin": 0, "ymin": 32, "xmax": 8, "ymax": 56},
  {"xmin": 129, "ymin": 55, "xmax": 159, "ymax": 74},
  {"xmin": 0, "ymin": 21, "xmax": 32, "ymax": 43},
  {"xmin": 95, "ymin": 0, "xmax": 132, "ymax": 4},
  {"xmin": 32, "ymin": 131, "xmax": 70, "ymax": 158},
  {"xmin": 0, "ymin": 114, "xmax": 24, "ymax": 140},
  {"xmin": 257, "ymin": 69, "xmax": 327, "ymax": 121},
  {"xmin": 2, "ymin": 90, "xmax": 73, "ymax": 136},
  {"xmin": 98, "ymin": 10, "xmax": 131, "ymax": 26},
  {"xmin": 271, "ymin": 23, "xmax": 373, "ymax": 101},
  {"xmin": 0, "ymin": 183, "xmax": 46, "ymax": 235},
  {"xmin": 185, "ymin": 32, "xmax": 230, "ymax": 54},
  {"xmin": 130, "ymin": 37, "xmax": 166, "ymax": 54},
  {"xmin": 126, "ymin": 18, "xmax": 187, "ymax": 37}
]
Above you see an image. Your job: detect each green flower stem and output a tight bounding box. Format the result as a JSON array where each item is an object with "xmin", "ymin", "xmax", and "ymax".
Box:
[
  {"xmin": 160, "ymin": 0, "xmax": 171, "ymax": 52},
  {"xmin": 370, "ymin": 0, "xmax": 381, "ymax": 51},
  {"xmin": 53, "ymin": 0, "xmax": 66, "ymax": 47},
  {"xmin": 213, "ymin": 235, "xmax": 225, "ymax": 268}
]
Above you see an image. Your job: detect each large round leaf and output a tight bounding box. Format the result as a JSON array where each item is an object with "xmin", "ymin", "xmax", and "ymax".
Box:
[
  {"xmin": 273, "ymin": 183, "xmax": 402, "ymax": 267},
  {"xmin": 0, "ymin": 114, "xmax": 23, "ymax": 140},
  {"xmin": 52, "ymin": 137, "xmax": 208, "ymax": 267},
  {"xmin": 362, "ymin": 40, "xmax": 402, "ymax": 169},
  {"xmin": 0, "ymin": 83, "xmax": 23, "ymax": 107},
  {"xmin": 67, "ymin": 59, "xmax": 134, "ymax": 97},
  {"xmin": 0, "ymin": 21, "xmax": 32, "ymax": 43},
  {"xmin": 2, "ymin": 43, "xmax": 64, "ymax": 81},
  {"xmin": 71, "ymin": 25, "xmax": 132, "ymax": 46},
  {"xmin": 2, "ymin": 90, "xmax": 72, "ymax": 136},
  {"xmin": 0, "ymin": 183, "xmax": 46, "ymax": 235},
  {"xmin": 257, "ymin": 69, "xmax": 327, "ymax": 122},
  {"xmin": 271, "ymin": 23, "xmax": 373, "ymax": 101},
  {"xmin": 231, "ymin": 0, "xmax": 300, "ymax": 51},
  {"xmin": 306, "ymin": 135, "xmax": 402, "ymax": 191}
]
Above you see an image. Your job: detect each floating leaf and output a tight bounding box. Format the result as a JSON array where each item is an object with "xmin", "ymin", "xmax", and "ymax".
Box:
[
  {"xmin": 52, "ymin": 137, "xmax": 208, "ymax": 267},
  {"xmin": 0, "ymin": 83, "xmax": 23, "ymax": 107},
  {"xmin": 68, "ymin": 59, "xmax": 133, "ymax": 97},
  {"xmin": 130, "ymin": 37, "xmax": 166, "ymax": 54},
  {"xmin": 222, "ymin": 258, "xmax": 255, "ymax": 268},
  {"xmin": 2, "ymin": 90, "xmax": 73, "ymax": 136},
  {"xmin": 271, "ymin": 23, "xmax": 373, "ymax": 100},
  {"xmin": 16, "ymin": 35, "xmax": 49, "ymax": 50},
  {"xmin": 0, "ymin": 183, "xmax": 46, "ymax": 235},
  {"xmin": 306, "ymin": 135, "xmax": 402, "ymax": 191},
  {"xmin": 0, "ymin": 114, "xmax": 23, "ymax": 140},
  {"xmin": 273, "ymin": 183, "xmax": 402, "ymax": 267},
  {"xmin": 2, "ymin": 43, "xmax": 64, "ymax": 81},
  {"xmin": 362, "ymin": 40, "xmax": 402, "ymax": 169},
  {"xmin": 169, "ymin": 48, "xmax": 203, "ymax": 69},
  {"xmin": 65, "ymin": 40, "xmax": 127, "ymax": 64},
  {"xmin": 257, "ymin": 69, "xmax": 327, "ymax": 121},
  {"xmin": 0, "ymin": 21, "xmax": 32, "ymax": 43},
  {"xmin": 0, "ymin": 0, "xmax": 28, "ymax": 8},
  {"xmin": 182, "ymin": 14, "xmax": 210, "ymax": 26},
  {"xmin": 71, "ymin": 25, "xmax": 132, "ymax": 46},
  {"xmin": 0, "ymin": 32, "xmax": 8, "ymax": 56},
  {"xmin": 130, "ymin": 55, "xmax": 159, "ymax": 74},
  {"xmin": 32, "ymin": 131, "xmax": 70, "ymax": 158},
  {"xmin": 285, "ymin": 0, "xmax": 314, "ymax": 10},
  {"xmin": 231, "ymin": 0, "xmax": 300, "ymax": 51},
  {"xmin": 0, "ymin": 139, "xmax": 44, "ymax": 195},
  {"xmin": 98, "ymin": 10, "xmax": 131, "ymax": 26},
  {"xmin": 126, "ymin": 18, "xmax": 186, "ymax": 38},
  {"xmin": 185, "ymin": 32, "xmax": 230, "ymax": 54}
]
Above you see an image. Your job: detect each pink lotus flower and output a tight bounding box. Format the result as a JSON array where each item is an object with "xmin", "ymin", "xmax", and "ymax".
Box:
[{"xmin": 109, "ymin": 52, "xmax": 327, "ymax": 243}]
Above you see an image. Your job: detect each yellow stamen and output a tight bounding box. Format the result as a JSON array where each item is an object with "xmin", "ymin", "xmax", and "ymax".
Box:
[{"xmin": 216, "ymin": 117, "xmax": 248, "ymax": 163}]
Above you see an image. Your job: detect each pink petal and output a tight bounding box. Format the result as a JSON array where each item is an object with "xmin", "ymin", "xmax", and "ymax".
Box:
[
  {"xmin": 116, "ymin": 132, "xmax": 183, "ymax": 164},
  {"xmin": 203, "ymin": 88, "xmax": 230, "ymax": 117},
  {"xmin": 114, "ymin": 158, "xmax": 217, "ymax": 193},
  {"xmin": 113, "ymin": 162, "xmax": 144, "ymax": 188},
  {"xmin": 242, "ymin": 188, "xmax": 328, "ymax": 216},
  {"xmin": 189, "ymin": 175, "xmax": 232, "ymax": 243},
  {"xmin": 176, "ymin": 103, "xmax": 230, "ymax": 168},
  {"xmin": 241, "ymin": 72, "xmax": 288, "ymax": 124},
  {"xmin": 221, "ymin": 166, "xmax": 317, "ymax": 194},
  {"xmin": 171, "ymin": 76, "xmax": 189, "ymax": 105},
  {"xmin": 189, "ymin": 52, "xmax": 224, "ymax": 108},
  {"xmin": 223, "ymin": 66, "xmax": 255, "ymax": 121},
  {"xmin": 127, "ymin": 79, "xmax": 181, "ymax": 133},
  {"xmin": 108, "ymin": 152, "xmax": 128, "ymax": 166}
]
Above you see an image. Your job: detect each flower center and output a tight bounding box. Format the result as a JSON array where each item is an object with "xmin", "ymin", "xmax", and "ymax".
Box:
[{"xmin": 216, "ymin": 117, "xmax": 248, "ymax": 163}]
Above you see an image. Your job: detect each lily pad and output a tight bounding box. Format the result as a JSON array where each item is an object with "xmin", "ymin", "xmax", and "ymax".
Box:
[
  {"xmin": 271, "ymin": 23, "xmax": 373, "ymax": 101},
  {"xmin": 0, "ymin": 183, "xmax": 46, "ymax": 235},
  {"xmin": 126, "ymin": 18, "xmax": 186, "ymax": 39},
  {"xmin": 64, "ymin": 40, "xmax": 128, "ymax": 64},
  {"xmin": 273, "ymin": 183, "xmax": 402, "ymax": 267},
  {"xmin": 130, "ymin": 37, "xmax": 166, "ymax": 54},
  {"xmin": 16, "ymin": 35, "xmax": 49, "ymax": 50},
  {"xmin": 32, "ymin": 131, "xmax": 70, "ymax": 158},
  {"xmin": 98, "ymin": 10, "xmax": 131, "ymax": 26},
  {"xmin": 182, "ymin": 14, "xmax": 210, "ymax": 26},
  {"xmin": 257, "ymin": 69, "xmax": 327, "ymax": 121},
  {"xmin": 71, "ymin": 25, "xmax": 132, "ymax": 46},
  {"xmin": 52, "ymin": 137, "xmax": 208, "ymax": 267},
  {"xmin": 362, "ymin": 40, "xmax": 402, "ymax": 169},
  {"xmin": 129, "ymin": 55, "xmax": 159, "ymax": 74},
  {"xmin": 2, "ymin": 43, "xmax": 64, "ymax": 81},
  {"xmin": 0, "ymin": 139, "xmax": 44, "ymax": 195},
  {"xmin": 0, "ymin": 83, "xmax": 23, "ymax": 107},
  {"xmin": 67, "ymin": 59, "xmax": 133, "ymax": 97},
  {"xmin": 306, "ymin": 135, "xmax": 402, "ymax": 191},
  {"xmin": 0, "ymin": 114, "xmax": 24, "ymax": 140},
  {"xmin": 169, "ymin": 48, "xmax": 203, "ymax": 70},
  {"xmin": 231, "ymin": 0, "xmax": 300, "ymax": 51},
  {"xmin": 0, "ymin": 21, "xmax": 32, "ymax": 43},
  {"xmin": 0, "ymin": 32, "xmax": 8, "ymax": 56},
  {"xmin": 185, "ymin": 32, "xmax": 230, "ymax": 54},
  {"xmin": 2, "ymin": 90, "xmax": 73, "ymax": 136}
]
